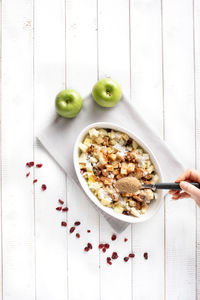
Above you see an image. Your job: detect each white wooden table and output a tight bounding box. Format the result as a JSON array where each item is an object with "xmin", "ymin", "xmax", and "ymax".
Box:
[{"xmin": 0, "ymin": 0, "xmax": 200, "ymax": 299}]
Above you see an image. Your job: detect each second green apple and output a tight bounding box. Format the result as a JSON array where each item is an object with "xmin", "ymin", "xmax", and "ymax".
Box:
[{"xmin": 92, "ymin": 78, "xmax": 122, "ymax": 107}]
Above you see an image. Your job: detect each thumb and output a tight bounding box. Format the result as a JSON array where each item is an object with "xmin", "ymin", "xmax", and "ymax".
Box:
[{"xmin": 180, "ymin": 181, "xmax": 200, "ymax": 204}]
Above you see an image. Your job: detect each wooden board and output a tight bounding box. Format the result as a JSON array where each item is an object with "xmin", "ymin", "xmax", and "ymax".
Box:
[
  {"xmin": 65, "ymin": 0, "xmax": 100, "ymax": 299},
  {"xmin": 0, "ymin": 0, "xmax": 199, "ymax": 299},
  {"xmin": 97, "ymin": 1, "xmax": 132, "ymax": 299},
  {"xmin": 162, "ymin": 0, "xmax": 196, "ymax": 299},
  {"xmin": 194, "ymin": 0, "xmax": 200, "ymax": 297},
  {"xmin": 130, "ymin": 1, "xmax": 165, "ymax": 299},
  {"xmin": 1, "ymin": 0, "xmax": 35, "ymax": 298},
  {"xmin": 34, "ymin": 0, "xmax": 68, "ymax": 299}
]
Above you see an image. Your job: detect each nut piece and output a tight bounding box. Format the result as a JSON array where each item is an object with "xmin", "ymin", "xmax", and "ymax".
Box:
[{"xmin": 115, "ymin": 177, "xmax": 141, "ymax": 194}]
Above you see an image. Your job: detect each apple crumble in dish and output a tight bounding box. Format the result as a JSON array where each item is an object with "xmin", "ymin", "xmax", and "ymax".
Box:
[{"xmin": 78, "ymin": 128, "xmax": 159, "ymax": 217}]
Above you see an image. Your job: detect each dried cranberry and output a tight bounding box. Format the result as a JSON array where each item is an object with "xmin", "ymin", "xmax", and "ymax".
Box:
[
  {"xmin": 76, "ymin": 233, "xmax": 80, "ymax": 238},
  {"xmin": 26, "ymin": 161, "xmax": 34, "ymax": 167},
  {"xmin": 124, "ymin": 257, "xmax": 129, "ymax": 262},
  {"xmin": 87, "ymin": 243, "xmax": 92, "ymax": 249},
  {"xmin": 36, "ymin": 164, "xmax": 43, "ymax": 168},
  {"xmin": 126, "ymin": 138, "xmax": 132, "ymax": 146},
  {"xmin": 123, "ymin": 211, "xmax": 130, "ymax": 215},
  {"xmin": 111, "ymin": 234, "xmax": 117, "ymax": 241},
  {"xmin": 84, "ymin": 247, "xmax": 89, "ymax": 252},
  {"xmin": 107, "ymin": 257, "xmax": 112, "ymax": 265},
  {"xmin": 124, "ymin": 238, "xmax": 128, "ymax": 242},
  {"xmin": 87, "ymin": 230, "xmax": 91, "ymax": 233},
  {"xmin": 61, "ymin": 221, "xmax": 67, "ymax": 227},
  {"xmin": 58, "ymin": 199, "xmax": 64, "ymax": 205},
  {"xmin": 129, "ymin": 253, "xmax": 135, "ymax": 258},
  {"xmin": 112, "ymin": 252, "xmax": 118, "ymax": 259},
  {"xmin": 26, "ymin": 172, "xmax": 30, "ymax": 177},
  {"xmin": 33, "ymin": 179, "xmax": 38, "ymax": 183},
  {"xmin": 70, "ymin": 226, "xmax": 75, "ymax": 233},
  {"xmin": 107, "ymin": 257, "xmax": 111, "ymax": 261},
  {"xmin": 144, "ymin": 252, "xmax": 148, "ymax": 260},
  {"xmin": 41, "ymin": 184, "xmax": 47, "ymax": 191},
  {"xmin": 74, "ymin": 221, "xmax": 81, "ymax": 226},
  {"xmin": 106, "ymin": 128, "xmax": 111, "ymax": 132},
  {"xmin": 62, "ymin": 207, "xmax": 68, "ymax": 212},
  {"xmin": 98, "ymin": 244, "xmax": 104, "ymax": 249},
  {"xmin": 102, "ymin": 248, "xmax": 106, "ymax": 253},
  {"xmin": 104, "ymin": 243, "xmax": 110, "ymax": 249},
  {"xmin": 56, "ymin": 206, "xmax": 62, "ymax": 211},
  {"xmin": 80, "ymin": 169, "xmax": 85, "ymax": 174}
]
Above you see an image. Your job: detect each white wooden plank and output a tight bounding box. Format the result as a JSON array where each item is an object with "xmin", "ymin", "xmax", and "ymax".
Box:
[
  {"xmin": 130, "ymin": 1, "xmax": 164, "ymax": 299},
  {"xmin": 162, "ymin": 0, "xmax": 196, "ymax": 298},
  {"xmin": 1, "ymin": 0, "xmax": 35, "ymax": 299},
  {"xmin": 97, "ymin": 1, "xmax": 132, "ymax": 299},
  {"xmin": 65, "ymin": 1, "xmax": 100, "ymax": 299},
  {"xmin": 0, "ymin": 0, "xmax": 3, "ymax": 297},
  {"xmin": 34, "ymin": 0, "xmax": 68, "ymax": 299},
  {"xmin": 194, "ymin": 0, "xmax": 200, "ymax": 297}
]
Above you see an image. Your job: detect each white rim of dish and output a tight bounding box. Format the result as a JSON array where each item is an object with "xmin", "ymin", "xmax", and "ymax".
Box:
[{"xmin": 73, "ymin": 122, "xmax": 163, "ymax": 224}]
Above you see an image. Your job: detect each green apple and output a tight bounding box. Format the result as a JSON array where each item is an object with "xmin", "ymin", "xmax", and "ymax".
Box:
[
  {"xmin": 55, "ymin": 89, "xmax": 83, "ymax": 118},
  {"xmin": 92, "ymin": 78, "xmax": 122, "ymax": 107}
]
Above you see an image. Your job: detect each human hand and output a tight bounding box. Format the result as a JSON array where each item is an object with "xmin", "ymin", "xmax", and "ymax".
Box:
[{"xmin": 168, "ymin": 168, "xmax": 200, "ymax": 207}]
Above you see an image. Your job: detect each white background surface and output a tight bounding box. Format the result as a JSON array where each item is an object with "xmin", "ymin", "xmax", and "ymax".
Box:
[{"xmin": 0, "ymin": 0, "xmax": 200, "ymax": 299}]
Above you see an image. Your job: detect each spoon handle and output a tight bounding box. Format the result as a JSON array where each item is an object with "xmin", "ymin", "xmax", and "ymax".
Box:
[{"xmin": 154, "ymin": 182, "xmax": 200, "ymax": 190}]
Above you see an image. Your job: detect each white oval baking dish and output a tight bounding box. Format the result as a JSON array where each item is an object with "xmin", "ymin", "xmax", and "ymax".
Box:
[{"xmin": 73, "ymin": 122, "xmax": 163, "ymax": 224}]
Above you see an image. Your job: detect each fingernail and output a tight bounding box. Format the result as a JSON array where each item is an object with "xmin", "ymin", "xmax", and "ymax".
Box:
[{"xmin": 180, "ymin": 181, "xmax": 188, "ymax": 189}]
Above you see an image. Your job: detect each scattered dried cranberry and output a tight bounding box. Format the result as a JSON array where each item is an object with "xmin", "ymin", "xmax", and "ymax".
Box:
[
  {"xmin": 123, "ymin": 211, "xmax": 130, "ymax": 215},
  {"xmin": 61, "ymin": 221, "xmax": 67, "ymax": 227},
  {"xmin": 80, "ymin": 169, "xmax": 85, "ymax": 174},
  {"xmin": 111, "ymin": 234, "xmax": 117, "ymax": 241},
  {"xmin": 26, "ymin": 161, "xmax": 34, "ymax": 167},
  {"xmin": 107, "ymin": 257, "xmax": 111, "ymax": 261},
  {"xmin": 26, "ymin": 172, "xmax": 30, "ymax": 177},
  {"xmin": 112, "ymin": 252, "xmax": 118, "ymax": 260},
  {"xmin": 84, "ymin": 247, "xmax": 89, "ymax": 252},
  {"xmin": 76, "ymin": 233, "xmax": 80, "ymax": 238},
  {"xmin": 74, "ymin": 221, "xmax": 81, "ymax": 226},
  {"xmin": 87, "ymin": 243, "xmax": 92, "ymax": 249},
  {"xmin": 102, "ymin": 248, "xmax": 106, "ymax": 253},
  {"xmin": 36, "ymin": 164, "xmax": 43, "ymax": 168},
  {"xmin": 124, "ymin": 238, "xmax": 128, "ymax": 242},
  {"xmin": 87, "ymin": 230, "xmax": 91, "ymax": 233},
  {"xmin": 144, "ymin": 252, "xmax": 148, "ymax": 260},
  {"xmin": 70, "ymin": 226, "xmax": 75, "ymax": 233},
  {"xmin": 41, "ymin": 184, "xmax": 47, "ymax": 191},
  {"xmin": 33, "ymin": 179, "xmax": 38, "ymax": 183},
  {"xmin": 124, "ymin": 257, "xmax": 129, "ymax": 262},
  {"xmin": 62, "ymin": 207, "xmax": 68, "ymax": 212},
  {"xmin": 104, "ymin": 243, "xmax": 110, "ymax": 249},
  {"xmin": 129, "ymin": 253, "xmax": 135, "ymax": 258},
  {"xmin": 98, "ymin": 244, "xmax": 104, "ymax": 249},
  {"xmin": 58, "ymin": 199, "xmax": 64, "ymax": 205},
  {"xmin": 56, "ymin": 206, "xmax": 62, "ymax": 211}
]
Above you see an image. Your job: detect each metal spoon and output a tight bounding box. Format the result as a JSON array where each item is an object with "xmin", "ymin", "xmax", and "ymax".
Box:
[
  {"xmin": 141, "ymin": 182, "xmax": 200, "ymax": 191},
  {"xmin": 115, "ymin": 176, "xmax": 200, "ymax": 194}
]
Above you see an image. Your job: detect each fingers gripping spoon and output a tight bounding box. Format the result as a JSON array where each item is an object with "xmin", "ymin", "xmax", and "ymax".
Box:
[{"xmin": 115, "ymin": 177, "xmax": 200, "ymax": 194}]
